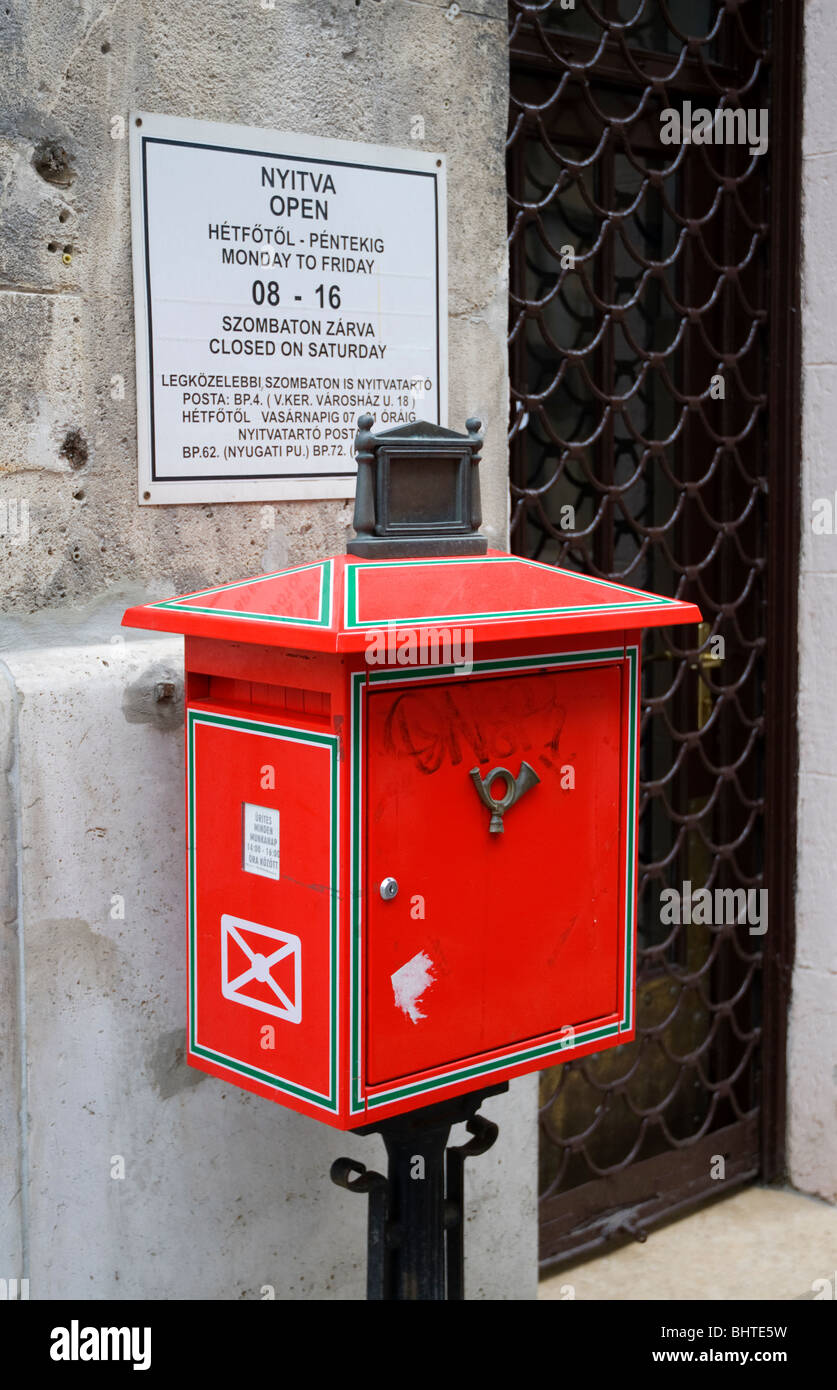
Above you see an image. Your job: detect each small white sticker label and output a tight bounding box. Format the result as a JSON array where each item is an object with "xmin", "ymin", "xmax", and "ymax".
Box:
[
  {"xmin": 391, "ymin": 950, "xmax": 435, "ymax": 1024},
  {"xmin": 242, "ymin": 803, "xmax": 280, "ymax": 880}
]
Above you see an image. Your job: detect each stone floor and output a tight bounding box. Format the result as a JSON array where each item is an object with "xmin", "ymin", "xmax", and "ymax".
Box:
[{"xmin": 539, "ymin": 1187, "xmax": 837, "ymax": 1300}]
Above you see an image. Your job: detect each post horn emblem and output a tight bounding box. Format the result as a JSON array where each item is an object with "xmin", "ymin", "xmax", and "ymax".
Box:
[{"xmin": 469, "ymin": 761, "xmax": 540, "ymax": 833}]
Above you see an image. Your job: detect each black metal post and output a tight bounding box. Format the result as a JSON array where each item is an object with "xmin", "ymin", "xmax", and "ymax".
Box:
[
  {"xmin": 330, "ymin": 1083, "xmax": 506, "ymax": 1301},
  {"xmin": 377, "ymin": 1110, "xmax": 451, "ymax": 1300}
]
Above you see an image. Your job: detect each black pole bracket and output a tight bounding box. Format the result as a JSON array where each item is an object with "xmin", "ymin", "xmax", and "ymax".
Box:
[{"xmin": 330, "ymin": 1083, "xmax": 507, "ymax": 1300}]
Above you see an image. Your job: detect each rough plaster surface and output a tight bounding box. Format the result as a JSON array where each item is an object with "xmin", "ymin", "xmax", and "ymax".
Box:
[
  {"xmin": 0, "ymin": 662, "xmax": 24, "ymax": 1279},
  {"xmin": 792, "ymin": 0, "xmax": 837, "ymax": 1203},
  {"xmin": 0, "ymin": 0, "xmax": 510, "ymax": 610},
  {"xmin": 0, "ymin": 638, "xmax": 536, "ymax": 1299}
]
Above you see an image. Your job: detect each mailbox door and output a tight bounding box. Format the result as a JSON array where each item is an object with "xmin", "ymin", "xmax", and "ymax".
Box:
[
  {"xmin": 186, "ymin": 705, "xmax": 339, "ymax": 1117},
  {"xmin": 363, "ymin": 652, "xmax": 634, "ymax": 1100}
]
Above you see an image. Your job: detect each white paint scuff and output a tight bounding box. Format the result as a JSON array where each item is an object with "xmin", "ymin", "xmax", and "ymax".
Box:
[{"xmin": 391, "ymin": 951, "xmax": 435, "ymax": 1024}]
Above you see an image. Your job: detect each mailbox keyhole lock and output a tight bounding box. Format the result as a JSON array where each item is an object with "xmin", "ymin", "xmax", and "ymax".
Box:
[{"xmin": 380, "ymin": 877, "xmax": 399, "ymax": 900}]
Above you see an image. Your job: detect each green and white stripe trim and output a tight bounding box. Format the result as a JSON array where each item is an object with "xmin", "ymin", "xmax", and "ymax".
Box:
[
  {"xmin": 344, "ymin": 555, "xmax": 671, "ymax": 630},
  {"xmin": 154, "ymin": 558, "xmax": 333, "ymax": 628},
  {"xmin": 350, "ymin": 670, "xmax": 366, "ymax": 1115},
  {"xmin": 349, "ymin": 644, "xmax": 639, "ymax": 1113},
  {"xmin": 187, "ymin": 709, "xmax": 340, "ymax": 1112}
]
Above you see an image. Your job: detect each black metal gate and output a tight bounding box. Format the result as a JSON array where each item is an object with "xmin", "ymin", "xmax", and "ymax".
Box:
[{"xmin": 507, "ymin": 0, "xmax": 801, "ymax": 1268}]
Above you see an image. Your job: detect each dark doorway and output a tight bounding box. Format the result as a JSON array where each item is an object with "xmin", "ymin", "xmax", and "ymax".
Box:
[{"xmin": 507, "ymin": 0, "xmax": 801, "ymax": 1268}]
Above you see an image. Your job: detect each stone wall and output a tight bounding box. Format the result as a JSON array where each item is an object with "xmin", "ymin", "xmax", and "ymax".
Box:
[
  {"xmin": 789, "ymin": 0, "xmax": 837, "ymax": 1203},
  {"xmin": 0, "ymin": 0, "xmax": 537, "ymax": 1300},
  {"xmin": 1, "ymin": 0, "xmax": 510, "ymax": 615}
]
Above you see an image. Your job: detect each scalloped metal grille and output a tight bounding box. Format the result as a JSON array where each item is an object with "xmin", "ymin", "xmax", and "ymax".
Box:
[{"xmin": 507, "ymin": 0, "xmax": 778, "ymax": 1267}]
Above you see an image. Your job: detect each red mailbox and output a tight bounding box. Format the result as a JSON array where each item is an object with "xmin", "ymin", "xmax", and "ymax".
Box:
[{"xmin": 123, "ymin": 424, "xmax": 700, "ymax": 1130}]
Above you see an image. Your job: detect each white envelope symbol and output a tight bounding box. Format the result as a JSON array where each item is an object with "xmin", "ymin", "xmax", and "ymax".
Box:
[{"xmin": 221, "ymin": 913, "xmax": 301, "ymax": 1024}]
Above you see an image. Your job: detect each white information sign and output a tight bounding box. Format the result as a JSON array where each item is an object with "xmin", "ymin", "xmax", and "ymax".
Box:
[
  {"xmin": 242, "ymin": 803, "xmax": 280, "ymax": 881},
  {"xmin": 129, "ymin": 112, "xmax": 447, "ymax": 504}
]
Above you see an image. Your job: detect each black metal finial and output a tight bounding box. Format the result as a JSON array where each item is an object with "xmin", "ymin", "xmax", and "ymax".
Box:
[{"xmin": 348, "ymin": 416, "xmax": 488, "ymax": 559}]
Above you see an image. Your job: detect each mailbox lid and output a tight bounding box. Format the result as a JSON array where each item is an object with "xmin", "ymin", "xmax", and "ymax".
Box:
[
  {"xmin": 122, "ymin": 552, "xmax": 700, "ymax": 652},
  {"xmin": 339, "ymin": 553, "xmax": 699, "ymax": 650},
  {"xmin": 363, "ymin": 650, "xmax": 632, "ymax": 1092}
]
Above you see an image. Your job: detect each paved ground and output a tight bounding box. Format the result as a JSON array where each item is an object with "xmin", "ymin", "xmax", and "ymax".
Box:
[{"xmin": 539, "ymin": 1187, "xmax": 837, "ymax": 1300}]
